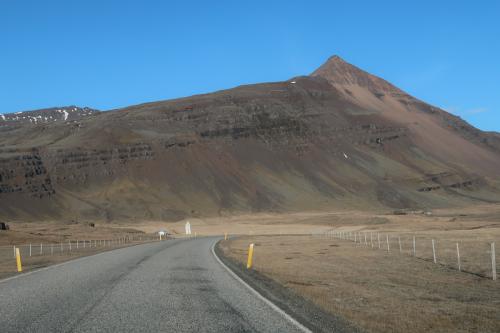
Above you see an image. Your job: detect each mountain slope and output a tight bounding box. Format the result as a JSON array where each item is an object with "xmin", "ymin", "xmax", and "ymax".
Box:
[{"xmin": 1, "ymin": 57, "xmax": 499, "ymax": 222}]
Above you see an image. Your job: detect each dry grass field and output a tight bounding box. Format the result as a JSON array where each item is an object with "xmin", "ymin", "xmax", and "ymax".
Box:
[
  {"xmin": 0, "ymin": 222, "xmax": 160, "ymax": 279},
  {"xmin": 219, "ymin": 204, "xmax": 500, "ymax": 333},
  {"xmin": 221, "ymin": 235, "xmax": 499, "ymax": 332}
]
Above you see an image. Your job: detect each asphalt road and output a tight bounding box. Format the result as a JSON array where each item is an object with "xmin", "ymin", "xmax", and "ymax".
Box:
[{"xmin": 0, "ymin": 237, "xmax": 306, "ymax": 332}]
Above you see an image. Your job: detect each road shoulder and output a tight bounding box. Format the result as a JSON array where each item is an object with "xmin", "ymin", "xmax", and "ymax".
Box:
[{"xmin": 214, "ymin": 239, "xmax": 361, "ymax": 333}]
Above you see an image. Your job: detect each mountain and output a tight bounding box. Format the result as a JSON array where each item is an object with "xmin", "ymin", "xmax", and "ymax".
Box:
[
  {"xmin": 0, "ymin": 106, "xmax": 100, "ymax": 127},
  {"xmin": 1, "ymin": 56, "xmax": 499, "ymax": 222}
]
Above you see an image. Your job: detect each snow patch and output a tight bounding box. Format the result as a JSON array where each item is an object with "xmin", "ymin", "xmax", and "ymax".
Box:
[
  {"xmin": 343, "ymin": 152, "xmax": 349, "ymax": 159},
  {"xmin": 0, "ymin": 114, "xmax": 5, "ymax": 120},
  {"xmin": 62, "ymin": 110, "xmax": 69, "ymax": 121}
]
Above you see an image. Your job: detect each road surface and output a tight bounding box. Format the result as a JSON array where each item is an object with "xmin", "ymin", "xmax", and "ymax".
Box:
[{"xmin": 0, "ymin": 237, "xmax": 306, "ymax": 332}]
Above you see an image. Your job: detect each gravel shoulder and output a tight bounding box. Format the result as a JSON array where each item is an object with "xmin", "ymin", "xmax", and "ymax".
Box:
[{"xmin": 215, "ymin": 237, "xmax": 361, "ymax": 333}]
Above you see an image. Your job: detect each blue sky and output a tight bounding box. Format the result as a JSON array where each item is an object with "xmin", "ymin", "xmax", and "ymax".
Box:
[{"xmin": 1, "ymin": 1, "xmax": 499, "ymax": 131}]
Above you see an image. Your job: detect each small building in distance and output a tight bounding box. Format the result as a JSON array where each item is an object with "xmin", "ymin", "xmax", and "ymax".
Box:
[{"xmin": 0, "ymin": 222, "xmax": 9, "ymax": 230}]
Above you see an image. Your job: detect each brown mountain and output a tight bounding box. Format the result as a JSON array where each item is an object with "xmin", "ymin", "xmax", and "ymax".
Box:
[{"xmin": 1, "ymin": 56, "xmax": 499, "ymax": 222}]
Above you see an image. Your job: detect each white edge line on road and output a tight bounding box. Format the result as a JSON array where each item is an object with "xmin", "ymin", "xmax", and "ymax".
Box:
[{"xmin": 211, "ymin": 240, "xmax": 312, "ymax": 333}]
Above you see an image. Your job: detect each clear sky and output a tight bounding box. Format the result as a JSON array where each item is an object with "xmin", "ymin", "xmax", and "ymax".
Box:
[{"xmin": 1, "ymin": 1, "xmax": 499, "ymax": 131}]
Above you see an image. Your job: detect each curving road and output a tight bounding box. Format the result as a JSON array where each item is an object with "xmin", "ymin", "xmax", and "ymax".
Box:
[{"xmin": 0, "ymin": 237, "xmax": 306, "ymax": 332}]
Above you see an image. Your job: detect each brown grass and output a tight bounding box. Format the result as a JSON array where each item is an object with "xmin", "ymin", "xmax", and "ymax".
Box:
[
  {"xmin": 219, "ymin": 204, "xmax": 500, "ymax": 333},
  {"xmin": 0, "ymin": 221, "xmax": 158, "ymax": 279}
]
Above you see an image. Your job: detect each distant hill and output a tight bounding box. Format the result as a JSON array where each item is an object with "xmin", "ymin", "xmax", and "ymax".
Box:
[{"xmin": 1, "ymin": 56, "xmax": 499, "ymax": 222}]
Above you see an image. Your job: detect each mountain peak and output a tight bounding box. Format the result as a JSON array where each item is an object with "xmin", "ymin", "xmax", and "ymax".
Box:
[
  {"xmin": 312, "ymin": 55, "xmax": 356, "ymax": 75},
  {"xmin": 311, "ymin": 55, "xmax": 399, "ymax": 93},
  {"xmin": 326, "ymin": 54, "xmax": 347, "ymax": 63}
]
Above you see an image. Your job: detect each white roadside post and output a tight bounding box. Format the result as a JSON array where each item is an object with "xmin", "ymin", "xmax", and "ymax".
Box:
[
  {"xmin": 413, "ymin": 236, "xmax": 416, "ymax": 257},
  {"xmin": 185, "ymin": 221, "xmax": 192, "ymax": 236},
  {"xmin": 40, "ymin": 243, "xmax": 43, "ymax": 255},
  {"xmin": 29, "ymin": 243, "xmax": 32, "ymax": 257},
  {"xmin": 13, "ymin": 245, "xmax": 16, "ymax": 259},
  {"xmin": 432, "ymin": 239, "xmax": 437, "ymax": 263},
  {"xmin": 51, "ymin": 244, "xmax": 54, "ymax": 255},
  {"xmin": 456, "ymin": 243, "xmax": 461, "ymax": 271},
  {"xmin": 377, "ymin": 233, "xmax": 381, "ymax": 249},
  {"xmin": 491, "ymin": 242, "xmax": 497, "ymax": 281},
  {"xmin": 386, "ymin": 235, "xmax": 390, "ymax": 252},
  {"xmin": 398, "ymin": 236, "xmax": 402, "ymax": 254}
]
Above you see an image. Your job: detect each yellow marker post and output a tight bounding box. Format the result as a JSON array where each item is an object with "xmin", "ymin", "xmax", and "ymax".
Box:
[
  {"xmin": 247, "ymin": 243, "xmax": 254, "ymax": 269},
  {"xmin": 15, "ymin": 247, "xmax": 22, "ymax": 272}
]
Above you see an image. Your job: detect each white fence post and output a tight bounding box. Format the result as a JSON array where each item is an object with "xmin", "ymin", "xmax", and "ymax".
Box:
[
  {"xmin": 386, "ymin": 235, "xmax": 390, "ymax": 252},
  {"xmin": 364, "ymin": 233, "xmax": 367, "ymax": 245},
  {"xmin": 51, "ymin": 244, "xmax": 54, "ymax": 255},
  {"xmin": 371, "ymin": 233, "xmax": 374, "ymax": 248},
  {"xmin": 40, "ymin": 243, "xmax": 43, "ymax": 255},
  {"xmin": 13, "ymin": 246, "xmax": 16, "ymax": 258},
  {"xmin": 413, "ymin": 236, "xmax": 416, "ymax": 257},
  {"xmin": 398, "ymin": 236, "xmax": 402, "ymax": 254},
  {"xmin": 30, "ymin": 243, "xmax": 32, "ymax": 257},
  {"xmin": 492, "ymin": 242, "xmax": 497, "ymax": 281},
  {"xmin": 69, "ymin": 240, "xmax": 71, "ymax": 251},
  {"xmin": 456, "ymin": 243, "xmax": 461, "ymax": 271},
  {"xmin": 377, "ymin": 233, "xmax": 381, "ymax": 249},
  {"xmin": 432, "ymin": 239, "xmax": 437, "ymax": 263}
]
